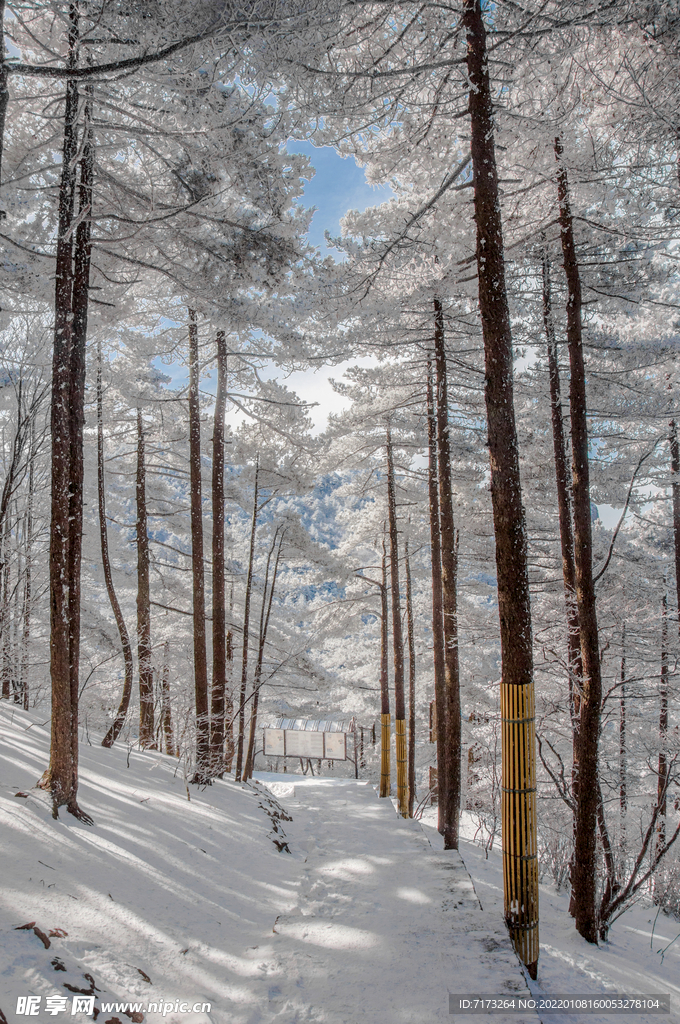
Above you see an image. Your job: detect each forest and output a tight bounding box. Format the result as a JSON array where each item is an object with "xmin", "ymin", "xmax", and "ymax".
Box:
[{"xmin": 1, "ymin": 0, "xmax": 679, "ymax": 984}]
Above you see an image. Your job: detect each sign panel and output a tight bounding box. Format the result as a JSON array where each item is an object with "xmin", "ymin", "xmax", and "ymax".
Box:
[
  {"xmin": 263, "ymin": 728, "xmax": 285, "ymax": 756},
  {"xmin": 323, "ymin": 732, "xmax": 346, "ymax": 760},
  {"xmin": 285, "ymin": 730, "xmax": 324, "ymax": 758},
  {"xmin": 263, "ymin": 727, "xmax": 348, "ymax": 761}
]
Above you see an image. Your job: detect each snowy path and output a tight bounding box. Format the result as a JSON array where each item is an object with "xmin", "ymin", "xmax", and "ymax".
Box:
[{"xmin": 252, "ymin": 779, "xmax": 536, "ymax": 1024}]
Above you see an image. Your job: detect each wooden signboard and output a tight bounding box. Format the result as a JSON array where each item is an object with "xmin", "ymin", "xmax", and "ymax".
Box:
[{"xmin": 263, "ymin": 728, "xmax": 347, "ymax": 760}]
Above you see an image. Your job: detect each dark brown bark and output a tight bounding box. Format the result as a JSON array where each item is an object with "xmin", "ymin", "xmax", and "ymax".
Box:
[
  {"xmin": 542, "ymin": 249, "xmax": 582, "ymax": 916},
  {"xmin": 10, "ymin": 519, "xmax": 20, "ymax": 702},
  {"xmin": 136, "ymin": 408, "xmax": 155, "ymax": 748},
  {"xmin": 160, "ymin": 642, "xmax": 176, "ymax": 756},
  {"xmin": 0, "ymin": 0, "xmax": 8, "ymax": 189},
  {"xmin": 243, "ymin": 528, "xmax": 284, "ymax": 781},
  {"xmin": 542, "ymin": 250, "xmax": 583, "ymax": 710},
  {"xmin": 426, "ymin": 358, "xmax": 448, "ymax": 832},
  {"xmin": 0, "ymin": 388, "xmax": 36, "ymax": 703},
  {"xmin": 405, "ymin": 539, "xmax": 416, "ymax": 818},
  {"xmin": 19, "ymin": 421, "xmax": 35, "ymax": 710},
  {"xmin": 210, "ymin": 330, "xmax": 227, "ymax": 776},
  {"xmin": 40, "ymin": 13, "xmax": 93, "ymax": 820},
  {"xmin": 555, "ymin": 136, "xmax": 602, "ymax": 945},
  {"xmin": 98, "ymin": 350, "xmax": 134, "ymax": 750},
  {"xmin": 597, "ymin": 785, "xmax": 618, "ymax": 929},
  {"xmin": 619, "ymin": 626, "xmax": 627, "ymax": 839},
  {"xmin": 66, "ymin": 85, "xmax": 92, "ymax": 793},
  {"xmin": 235, "ymin": 459, "xmax": 259, "ymax": 781},
  {"xmin": 0, "ymin": 513, "xmax": 10, "ymax": 700},
  {"xmin": 656, "ymin": 587, "xmax": 669, "ymax": 866},
  {"xmin": 434, "ymin": 300, "xmax": 461, "ymax": 849},
  {"xmin": 465, "ymin": 0, "xmax": 537, "ymax": 974},
  {"xmin": 188, "ymin": 308, "xmax": 210, "ymax": 782},
  {"xmin": 386, "ymin": 429, "xmax": 407, "ymax": 816},
  {"xmin": 670, "ymin": 420, "xmax": 680, "ymax": 626},
  {"xmin": 243, "ymin": 530, "xmax": 277, "ymax": 781},
  {"xmin": 225, "ymin": 583, "xmax": 234, "ymax": 771},
  {"xmin": 379, "ymin": 536, "xmax": 391, "ymax": 797}
]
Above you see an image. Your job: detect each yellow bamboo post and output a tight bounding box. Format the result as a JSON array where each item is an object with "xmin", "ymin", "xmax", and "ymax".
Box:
[
  {"xmin": 386, "ymin": 430, "xmax": 407, "ymax": 816},
  {"xmin": 501, "ymin": 679, "xmax": 539, "ymax": 977},
  {"xmin": 378, "ymin": 536, "xmax": 391, "ymax": 799},
  {"xmin": 395, "ymin": 717, "xmax": 407, "ymax": 816},
  {"xmin": 380, "ymin": 713, "xmax": 391, "ymax": 797}
]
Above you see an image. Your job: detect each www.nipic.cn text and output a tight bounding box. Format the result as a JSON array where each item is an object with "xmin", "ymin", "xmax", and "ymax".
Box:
[{"xmin": 16, "ymin": 996, "xmax": 212, "ymax": 1017}]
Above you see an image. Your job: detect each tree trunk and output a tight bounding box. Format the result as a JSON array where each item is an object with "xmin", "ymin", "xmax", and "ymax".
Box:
[
  {"xmin": 379, "ymin": 537, "xmax": 391, "ymax": 797},
  {"xmin": 555, "ymin": 136, "xmax": 602, "ymax": 945},
  {"xmin": 244, "ymin": 528, "xmax": 284, "ymax": 781},
  {"xmin": 0, "ymin": 513, "xmax": 10, "ymax": 699},
  {"xmin": 243, "ymin": 528, "xmax": 277, "ymax": 782},
  {"xmin": 619, "ymin": 626, "xmax": 627, "ymax": 850},
  {"xmin": 66, "ymin": 85, "xmax": 92, "ymax": 801},
  {"xmin": 656, "ymin": 586, "xmax": 668, "ymax": 883},
  {"xmin": 136, "ymin": 408, "xmax": 155, "ymax": 748},
  {"xmin": 0, "ymin": 386, "xmax": 29, "ymax": 701},
  {"xmin": 464, "ymin": 0, "xmax": 538, "ymax": 975},
  {"xmin": 160, "ymin": 641, "xmax": 177, "ymax": 756},
  {"xmin": 225, "ymin": 582, "xmax": 235, "ymax": 771},
  {"xmin": 11, "ymin": 518, "xmax": 21, "ymax": 702},
  {"xmin": 19, "ymin": 420, "xmax": 35, "ymax": 710},
  {"xmin": 210, "ymin": 330, "xmax": 227, "ymax": 776},
  {"xmin": 0, "ymin": 0, "xmax": 9, "ymax": 190},
  {"xmin": 542, "ymin": 248, "xmax": 583, "ymax": 915},
  {"xmin": 40, "ymin": 15, "xmax": 93, "ymax": 820},
  {"xmin": 98, "ymin": 348, "xmax": 134, "ymax": 750},
  {"xmin": 235, "ymin": 459, "xmax": 259, "ymax": 782},
  {"xmin": 386, "ymin": 429, "xmax": 407, "ymax": 816},
  {"xmin": 434, "ymin": 299, "xmax": 462, "ymax": 849},
  {"xmin": 405, "ymin": 539, "xmax": 416, "ymax": 818},
  {"xmin": 188, "ymin": 308, "xmax": 210, "ymax": 782},
  {"xmin": 670, "ymin": 419, "xmax": 680, "ymax": 633},
  {"xmin": 542, "ymin": 249, "xmax": 583, "ymax": 709},
  {"xmin": 426, "ymin": 358, "xmax": 448, "ymax": 832}
]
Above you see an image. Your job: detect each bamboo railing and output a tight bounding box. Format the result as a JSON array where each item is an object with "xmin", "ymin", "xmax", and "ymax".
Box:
[
  {"xmin": 379, "ymin": 712, "xmax": 391, "ymax": 797},
  {"xmin": 501, "ymin": 679, "xmax": 539, "ymax": 977},
  {"xmin": 395, "ymin": 718, "xmax": 407, "ymax": 816}
]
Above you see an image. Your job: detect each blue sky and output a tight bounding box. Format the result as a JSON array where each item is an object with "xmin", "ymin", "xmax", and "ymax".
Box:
[{"xmin": 286, "ymin": 141, "xmax": 393, "ymax": 254}]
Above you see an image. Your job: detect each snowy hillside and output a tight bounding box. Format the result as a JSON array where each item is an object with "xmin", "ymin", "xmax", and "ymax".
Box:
[{"xmin": 0, "ymin": 705, "xmax": 302, "ymax": 1023}]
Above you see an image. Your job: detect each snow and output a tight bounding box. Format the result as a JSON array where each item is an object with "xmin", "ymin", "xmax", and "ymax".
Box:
[
  {"xmin": 2, "ymin": 703, "xmax": 677, "ymax": 1024},
  {"xmin": 1, "ymin": 706, "xmax": 534, "ymax": 1024},
  {"xmin": 422, "ymin": 809, "xmax": 680, "ymax": 1024}
]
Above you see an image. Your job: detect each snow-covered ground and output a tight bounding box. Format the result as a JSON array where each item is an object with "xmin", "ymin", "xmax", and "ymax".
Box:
[
  {"xmin": 422, "ymin": 808, "xmax": 680, "ymax": 1024},
  {"xmin": 0, "ymin": 706, "xmax": 530, "ymax": 1024},
  {"xmin": 1, "ymin": 703, "xmax": 678, "ymax": 1024}
]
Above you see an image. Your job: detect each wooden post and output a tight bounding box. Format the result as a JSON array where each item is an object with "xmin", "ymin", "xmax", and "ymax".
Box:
[
  {"xmin": 500, "ymin": 678, "xmax": 539, "ymax": 971},
  {"xmin": 379, "ymin": 538, "xmax": 391, "ymax": 797},
  {"xmin": 386, "ymin": 429, "xmax": 407, "ymax": 816}
]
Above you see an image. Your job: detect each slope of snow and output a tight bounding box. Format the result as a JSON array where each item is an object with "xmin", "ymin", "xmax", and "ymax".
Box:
[
  {"xmin": 0, "ymin": 705, "xmax": 302, "ymax": 1023},
  {"xmin": 422, "ymin": 809, "xmax": 680, "ymax": 1024},
  {"xmin": 0, "ymin": 705, "xmax": 533, "ymax": 1024}
]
